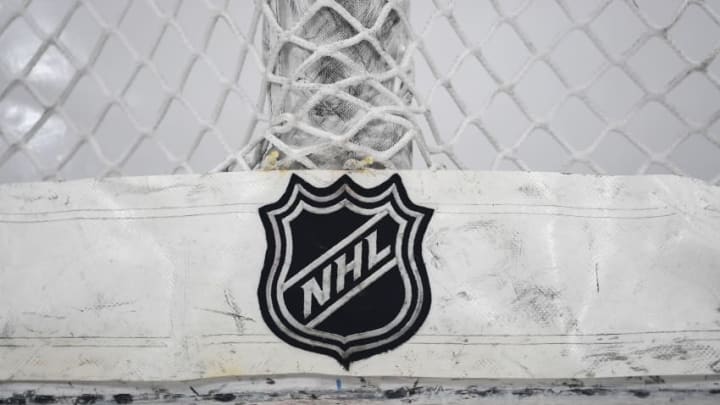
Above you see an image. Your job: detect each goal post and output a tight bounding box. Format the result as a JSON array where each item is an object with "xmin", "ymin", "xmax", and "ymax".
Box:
[{"xmin": 1, "ymin": 170, "xmax": 720, "ymax": 381}]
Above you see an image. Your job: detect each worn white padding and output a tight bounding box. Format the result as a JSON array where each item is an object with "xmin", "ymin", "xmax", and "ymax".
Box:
[{"xmin": 1, "ymin": 171, "xmax": 719, "ymax": 380}]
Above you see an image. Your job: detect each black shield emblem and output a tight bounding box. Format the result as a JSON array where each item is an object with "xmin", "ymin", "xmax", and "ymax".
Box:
[{"xmin": 258, "ymin": 174, "xmax": 433, "ymax": 369}]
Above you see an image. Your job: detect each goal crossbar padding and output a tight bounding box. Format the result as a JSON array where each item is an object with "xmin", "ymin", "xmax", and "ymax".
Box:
[{"xmin": 1, "ymin": 171, "xmax": 719, "ymax": 380}]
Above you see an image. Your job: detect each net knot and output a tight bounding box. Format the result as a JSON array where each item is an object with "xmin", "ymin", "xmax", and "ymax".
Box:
[{"xmin": 270, "ymin": 113, "xmax": 296, "ymax": 134}]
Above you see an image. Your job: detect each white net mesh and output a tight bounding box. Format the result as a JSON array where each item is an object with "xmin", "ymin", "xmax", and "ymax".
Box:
[
  {"xmin": 247, "ymin": 0, "xmax": 415, "ymax": 171},
  {"xmin": 0, "ymin": 0, "xmax": 719, "ymax": 183}
]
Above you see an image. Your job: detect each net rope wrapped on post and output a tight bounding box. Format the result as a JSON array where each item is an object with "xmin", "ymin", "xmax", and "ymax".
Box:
[{"xmin": 0, "ymin": 0, "xmax": 718, "ymax": 182}]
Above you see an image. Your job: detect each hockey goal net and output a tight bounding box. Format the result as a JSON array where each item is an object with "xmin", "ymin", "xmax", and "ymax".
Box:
[{"xmin": 0, "ymin": 0, "xmax": 719, "ymax": 183}]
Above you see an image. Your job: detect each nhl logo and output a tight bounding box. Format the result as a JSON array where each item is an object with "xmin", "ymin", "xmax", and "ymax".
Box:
[{"xmin": 257, "ymin": 174, "xmax": 433, "ymax": 369}]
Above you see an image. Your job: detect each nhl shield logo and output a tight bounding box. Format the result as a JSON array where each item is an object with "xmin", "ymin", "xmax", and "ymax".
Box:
[{"xmin": 257, "ymin": 174, "xmax": 433, "ymax": 369}]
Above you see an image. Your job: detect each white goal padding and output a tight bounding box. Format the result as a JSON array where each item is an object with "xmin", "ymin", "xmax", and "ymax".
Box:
[{"xmin": 1, "ymin": 171, "xmax": 719, "ymax": 380}]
